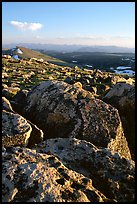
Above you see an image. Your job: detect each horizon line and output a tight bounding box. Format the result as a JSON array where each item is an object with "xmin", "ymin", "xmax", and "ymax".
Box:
[{"xmin": 2, "ymin": 43, "xmax": 135, "ymax": 49}]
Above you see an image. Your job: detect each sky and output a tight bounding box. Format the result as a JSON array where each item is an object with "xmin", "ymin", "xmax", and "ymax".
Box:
[{"xmin": 2, "ymin": 2, "xmax": 135, "ymax": 48}]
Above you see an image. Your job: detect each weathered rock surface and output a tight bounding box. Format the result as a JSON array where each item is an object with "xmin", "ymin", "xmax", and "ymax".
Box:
[
  {"xmin": 23, "ymin": 80, "xmax": 131, "ymax": 160},
  {"xmin": 2, "ymin": 56, "xmax": 135, "ymax": 202},
  {"xmin": 2, "ymin": 146, "xmax": 112, "ymax": 202},
  {"xmin": 103, "ymin": 83, "xmax": 135, "ymax": 160},
  {"xmin": 2, "ymin": 110, "xmax": 32, "ymax": 147},
  {"xmin": 35, "ymin": 137, "xmax": 135, "ymax": 202}
]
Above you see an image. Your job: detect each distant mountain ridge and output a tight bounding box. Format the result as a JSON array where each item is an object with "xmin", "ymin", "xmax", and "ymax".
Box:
[
  {"xmin": 2, "ymin": 43, "xmax": 135, "ymax": 53},
  {"xmin": 77, "ymin": 45, "xmax": 135, "ymax": 53}
]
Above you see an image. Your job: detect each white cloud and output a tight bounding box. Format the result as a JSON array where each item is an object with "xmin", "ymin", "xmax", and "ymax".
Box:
[{"xmin": 9, "ymin": 21, "xmax": 43, "ymax": 31}]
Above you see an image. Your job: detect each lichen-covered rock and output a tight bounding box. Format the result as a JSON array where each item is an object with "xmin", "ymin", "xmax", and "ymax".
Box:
[
  {"xmin": 2, "ymin": 146, "xmax": 112, "ymax": 202},
  {"xmin": 110, "ymin": 75, "xmax": 135, "ymax": 85},
  {"xmin": 2, "ymin": 110, "xmax": 32, "ymax": 147},
  {"xmin": 103, "ymin": 83, "xmax": 134, "ymax": 100},
  {"xmin": 23, "ymin": 80, "xmax": 131, "ymax": 160},
  {"xmin": 103, "ymin": 83, "xmax": 135, "ymax": 160},
  {"xmin": 35, "ymin": 138, "xmax": 135, "ymax": 202}
]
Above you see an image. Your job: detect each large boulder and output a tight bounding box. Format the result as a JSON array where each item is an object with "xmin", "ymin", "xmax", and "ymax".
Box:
[
  {"xmin": 103, "ymin": 83, "xmax": 135, "ymax": 160},
  {"xmin": 2, "ymin": 146, "xmax": 112, "ymax": 202},
  {"xmin": 2, "ymin": 110, "xmax": 32, "ymax": 147},
  {"xmin": 23, "ymin": 80, "xmax": 131, "ymax": 160},
  {"xmin": 35, "ymin": 138, "xmax": 135, "ymax": 202},
  {"xmin": 2, "ymin": 97, "xmax": 43, "ymax": 148}
]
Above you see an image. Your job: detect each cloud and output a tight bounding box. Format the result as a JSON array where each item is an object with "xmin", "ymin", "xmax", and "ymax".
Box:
[{"xmin": 9, "ymin": 21, "xmax": 43, "ymax": 31}]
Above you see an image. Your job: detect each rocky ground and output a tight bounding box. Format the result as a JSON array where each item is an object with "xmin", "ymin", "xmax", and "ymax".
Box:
[{"xmin": 2, "ymin": 55, "xmax": 135, "ymax": 202}]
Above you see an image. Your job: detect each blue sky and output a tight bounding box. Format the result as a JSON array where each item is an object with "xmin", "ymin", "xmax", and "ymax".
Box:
[{"xmin": 2, "ymin": 2, "xmax": 135, "ymax": 47}]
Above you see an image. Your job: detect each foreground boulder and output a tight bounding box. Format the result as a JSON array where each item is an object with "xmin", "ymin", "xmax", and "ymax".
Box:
[
  {"xmin": 2, "ymin": 97, "xmax": 43, "ymax": 148},
  {"xmin": 2, "ymin": 110, "xmax": 32, "ymax": 147},
  {"xmin": 35, "ymin": 138, "xmax": 135, "ymax": 202},
  {"xmin": 23, "ymin": 80, "xmax": 131, "ymax": 160},
  {"xmin": 2, "ymin": 146, "xmax": 112, "ymax": 202},
  {"xmin": 103, "ymin": 83, "xmax": 135, "ymax": 159}
]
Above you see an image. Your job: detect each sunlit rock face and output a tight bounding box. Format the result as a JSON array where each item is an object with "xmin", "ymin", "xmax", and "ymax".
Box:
[
  {"xmin": 2, "ymin": 146, "xmax": 111, "ymax": 202},
  {"xmin": 103, "ymin": 83, "xmax": 135, "ymax": 160},
  {"xmin": 2, "ymin": 110, "xmax": 32, "ymax": 147},
  {"xmin": 23, "ymin": 80, "xmax": 131, "ymax": 160},
  {"xmin": 35, "ymin": 137, "xmax": 135, "ymax": 202}
]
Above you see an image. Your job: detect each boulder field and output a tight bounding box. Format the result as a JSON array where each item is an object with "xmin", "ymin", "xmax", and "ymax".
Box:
[
  {"xmin": 2, "ymin": 57, "xmax": 135, "ymax": 202},
  {"xmin": 2, "ymin": 80, "xmax": 135, "ymax": 202}
]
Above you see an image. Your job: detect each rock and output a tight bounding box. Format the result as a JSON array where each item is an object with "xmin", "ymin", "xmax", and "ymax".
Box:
[
  {"xmin": 111, "ymin": 75, "xmax": 135, "ymax": 85},
  {"xmin": 2, "ymin": 87, "xmax": 21, "ymax": 100},
  {"xmin": 95, "ymin": 84, "xmax": 110, "ymax": 95},
  {"xmin": 2, "ymin": 83, "xmax": 8, "ymax": 89},
  {"xmin": 2, "ymin": 93, "xmax": 44, "ymax": 148},
  {"xmin": 36, "ymin": 58, "xmax": 44, "ymax": 63},
  {"xmin": 2, "ymin": 146, "xmax": 111, "ymax": 202},
  {"xmin": 2, "ymin": 110, "xmax": 32, "ymax": 147},
  {"xmin": 30, "ymin": 57, "xmax": 38, "ymax": 61},
  {"xmin": 2, "ymin": 72, "xmax": 9, "ymax": 79},
  {"xmin": 44, "ymin": 61, "xmax": 49, "ymax": 65},
  {"xmin": 86, "ymin": 86, "xmax": 97, "ymax": 94},
  {"xmin": 2, "ymin": 54, "xmax": 12, "ymax": 59},
  {"xmin": 23, "ymin": 80, "xmax": 131, "ymax": 160},
  {"xmin": 103, "ymin": 83, "xmax": 134, "ymax": 99},
  {"xmin": 103, "ymin": 83, "xmax": 135, "ymax": 160},
  {"xmin": 35, "ymin": 137, "xmax": 135, "ymax": 202},
  {"xmin": 2, "ymin": 97, "xmax": 13, "ymax": 112},
  {"xmin": 64, "ymin": 76, "xmax": 74, "ymax": 84},
  {"xmin": 10, "ymin": 82, "xmax": 20, "ymax": 87}
]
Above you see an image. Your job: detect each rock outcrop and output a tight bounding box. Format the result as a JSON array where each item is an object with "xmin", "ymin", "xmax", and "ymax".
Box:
[
  {"xmin": 2, "ymin": 55, "xmax": 135, "ymax": 202},
  {"xmin": 35, "ymin": 137, "xmax": 135, "ymax": 202},
  {"xmin": 103, "ymin": 83, "xmax": 135, "ymax": 159},
  {"xmin": 2, "ymin": 146, "xmax": 112, "ymax": 202},
  {"xmin": 23, "ymin": 80, "xmax": 131, "ymax": 160}
]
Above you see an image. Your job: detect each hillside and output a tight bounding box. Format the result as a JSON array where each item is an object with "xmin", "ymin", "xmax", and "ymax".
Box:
[{"xmin": 2, "ymin": 46, "xmax": 70, "ymax": 66}]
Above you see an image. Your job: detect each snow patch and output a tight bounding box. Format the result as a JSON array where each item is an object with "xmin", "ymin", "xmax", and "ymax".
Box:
[
  {"xmin": 116, "ymin": 66, "xmax": 132, "ymax": 70},
  {"xmin": 17, "ymin": 48, "xmax": 23, "ymax": 54},
  {"xmin": 114, "ymin": 69, "xmax": 135, "ymax": 76},
  {"xmin": 12, "ymin": 55, "xmax": 20, "ymax": 60},
  {"xmin": 85, "ymin": 64, "xmax": 93, "ymax": 68}
]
